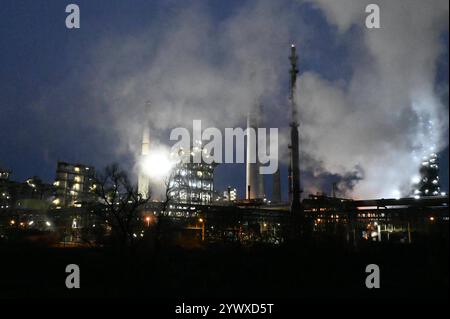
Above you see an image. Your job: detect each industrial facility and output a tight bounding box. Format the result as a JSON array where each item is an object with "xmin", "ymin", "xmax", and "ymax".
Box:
[
  {"xmin": 412, "ymin": 153, "xmax": 444, "ymax": 198},
  {"xmin": 168, "ymin": 141, "xmax": 216, "ymax": 205},
  {"xmin": 245, "ymin": 105, "xmax": 266, "ymax": 201},
  {"xmin": 53, "ymin": 161, "xmax": 96, "ymax": 208},
  {"xmin": 0, "ymin": 44, "xmax": 447, "ymax": 247}
]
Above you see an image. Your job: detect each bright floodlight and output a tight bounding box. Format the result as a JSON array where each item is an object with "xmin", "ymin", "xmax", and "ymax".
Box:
[
  {"xmin": 141, "ymin": 152, "xmax": 174, "ymax": 180},
  {"xmin": 411, "ymin": 175, "xmax": 421, "ymax": 184}
]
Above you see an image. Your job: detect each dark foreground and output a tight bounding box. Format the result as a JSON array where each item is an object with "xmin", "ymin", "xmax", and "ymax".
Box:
[{"xmin": 0, "ymin": 236, "xmax": 448, "ymax": 299}]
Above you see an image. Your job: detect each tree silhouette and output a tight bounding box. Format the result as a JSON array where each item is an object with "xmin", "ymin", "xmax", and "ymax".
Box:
[{"xmin": 92, "ymin": 163, "xmax": 151, "ymax": 247}]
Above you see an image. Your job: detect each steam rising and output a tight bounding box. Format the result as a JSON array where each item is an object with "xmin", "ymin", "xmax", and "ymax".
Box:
[
  {"xmin": 301, "ymin": 0, "xmax": 449, "ymax": 198},
  {"xmin": 32, "ymin": 0, "xmax": 448, "ymax": 199}
]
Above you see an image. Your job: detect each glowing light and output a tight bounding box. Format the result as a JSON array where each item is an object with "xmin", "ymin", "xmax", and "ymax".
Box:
[
  {"xmin": 141, "ymin": 152, "xmax": 175, "ymax": 180},
  {"xmin": 414, "ymin": 195, "xmax": 420, "ymax": 200},
  {"xmin": 411, "ymin": 175, "xmax": 421, "ymax": 184},
  {"xmin": 45, "ymin": 221, "xmax": 51, "ymax": 227},
  {"xmin": 392, "ymin": 190, "xmax": 401, "ymax": 200}
]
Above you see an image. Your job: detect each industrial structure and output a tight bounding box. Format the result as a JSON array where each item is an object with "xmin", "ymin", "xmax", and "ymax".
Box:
[
  {"xmin": 288, "ymin": 44, "xmax": 302, "ymax": 213},
  {"xmin": 138, "ymin": 101, "xmax": 152, "ymax": 199},
  {"xmin": 412, "ymin": 153, "xmax": 444, "ymax": 197},
  {"xmin": 53, "ymin": 161, "xmax": 96, "ymax": 208},
  {"xmin": 272, "ymin": 168, "xmax": 281, "ymax": 203},
  {"xmin": 0, "ymin": 169, "xmax": 54, "ymax": 211},
  {"xmin": 168, "ymin": 141, "xmax": 216, "ymax": 205},
  {"xmin": 246, "ymin": 105, "xmax": 265, "ymax": 201},
  {"xmin": 223, "ymin": 187, "xmax": 237, "ymax": 202}
]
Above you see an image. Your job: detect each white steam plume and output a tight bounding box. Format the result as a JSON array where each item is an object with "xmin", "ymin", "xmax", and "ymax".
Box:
[{"xmin": 301, "ymin": 0, "xmax": 449, "ymax": 198}]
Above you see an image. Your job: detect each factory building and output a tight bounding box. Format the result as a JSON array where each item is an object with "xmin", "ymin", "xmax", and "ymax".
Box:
[
  {"xmin": 53, "ymin": 161, "xmax": 96, "ymax": 208},
  {"xmin": 0, "ymin": 168, "xmax": 54, "ymax": 210},
  {"xmin": 168, "ymin": 141, "xmax": 216, "ymax": 205},
  {"xmin": 223, "ymin": 187, "xmax": 237, "ymax": 202}
]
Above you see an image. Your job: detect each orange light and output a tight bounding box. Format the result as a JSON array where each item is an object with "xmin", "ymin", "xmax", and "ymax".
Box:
[
  {"xmin": 145, "ymin": 216, "xmax": 151, "ymax": 222},
  {"xmin": 199, "ymin": 218, "xmax": 204, "ymax": 223},
  {"xmin": 429, "ymin": 217, "xmax": 435, "ymax": 221}
]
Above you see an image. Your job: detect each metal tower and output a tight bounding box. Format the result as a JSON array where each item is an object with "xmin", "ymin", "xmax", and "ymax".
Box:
[{"xmin": 289, "ymin": 44, "xmax": 302, "ymax": 214}]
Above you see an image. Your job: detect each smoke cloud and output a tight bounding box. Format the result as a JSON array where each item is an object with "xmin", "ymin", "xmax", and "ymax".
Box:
[
  {"xmin": 30, "ymin": 0, "xmax": 448, "ymax": 199},
  {"xmin": 301, "ymin": 0, "xmax": 449, "ymax": 198}
]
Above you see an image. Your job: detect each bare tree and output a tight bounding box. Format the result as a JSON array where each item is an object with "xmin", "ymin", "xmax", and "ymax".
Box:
[{"xmin": 92, "ymin": 164, "xmax": 151, "ymax": 247}]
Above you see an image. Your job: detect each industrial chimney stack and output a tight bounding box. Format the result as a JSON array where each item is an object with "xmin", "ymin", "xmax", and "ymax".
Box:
[
  {"xmin": 138, "ymin": 101, "xmax": 152, "ymax": 199},
  {"xmin": 246, "ymin": 102, "xmax": 265, "ymax": 200},
  {"xmin": 289, "ymin": 44, "xmax": 302, "ymax": 213}
]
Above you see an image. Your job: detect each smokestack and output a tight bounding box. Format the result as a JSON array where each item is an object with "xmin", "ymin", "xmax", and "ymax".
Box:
[
  {"xmin": 256, "ymin": 103, "xmax": 265, "ymax": 199},
  {"xmin": 288, "ymin": 145, "xmax": 293, "ymax": 203},
  {"xmin": 272, "ymin": 167, "xmax": 281, "ymax": 203},
  {"xmin": 332, "ymin": 182, "xmax": 337, "ymax": 198},
  {"xmin": 289, "ymin": 44, "xmax": 302, "ymax": 214},
  {"xmin": 138, "ymin": 101, "xmax": 151, "ymax": 199},
  {"xmin": 246, "ymin": 111, "xmax": 258, "ymax": 200}
]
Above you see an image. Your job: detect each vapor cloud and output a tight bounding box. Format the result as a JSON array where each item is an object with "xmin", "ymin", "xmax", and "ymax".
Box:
[
  {"xmin": 32, "ymin": 0, "xmax": 448, "ymax": 199},
  {"xmin": 301, "ymin": 0, "xmax": 449, "ymax": 198}
]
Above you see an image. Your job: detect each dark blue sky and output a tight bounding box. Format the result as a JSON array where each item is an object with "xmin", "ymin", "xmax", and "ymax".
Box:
[{"xmin": 0, "ymin": 0, "xmax": 448, "ymax": 199}]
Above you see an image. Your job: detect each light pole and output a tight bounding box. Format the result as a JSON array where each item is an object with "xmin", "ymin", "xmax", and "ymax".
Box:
[{"xmin": 199, "ymin": 218, "xmax": 205, "ymax": 241}]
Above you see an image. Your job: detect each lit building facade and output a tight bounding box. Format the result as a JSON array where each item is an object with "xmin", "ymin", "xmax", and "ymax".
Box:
[
  {"xmin": 169, "ymin": 142, "xmax": 216, "ymax": 205},
  {"xmin": 412, "ymin": 153, "xmax": 444, "ymax": 198},
  {"xmin": 223, "ymin": 187, "xmax": 237, "ymax": 202},
  {"xmin": 53, "ymin": 162, "xmax": 96, "ymax": 208}
]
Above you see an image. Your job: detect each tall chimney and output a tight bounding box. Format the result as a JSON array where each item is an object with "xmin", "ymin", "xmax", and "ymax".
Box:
[
  {"xmin": 138, "ymin": 101, "xmax": 151, "ymax": 199},
  {"xmin": 256, "ymin": 103, "xmax": 265, "ymax": 199},
  {"xmin": 246, "ymin": 111, "xmax": 258, "ymax": 200},
  {"xmin": 289, "ymin": 44, "xmax": 302, "ymax": 214},
  {"xmin": 272, "ymin": 167, "xmax": 281, "ymax": 203}
]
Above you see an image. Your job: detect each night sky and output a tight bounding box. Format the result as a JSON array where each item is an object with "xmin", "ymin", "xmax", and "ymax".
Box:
[{"xmin": 0, "ymin": 0, "xmax": 448, "ymax": 200}]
